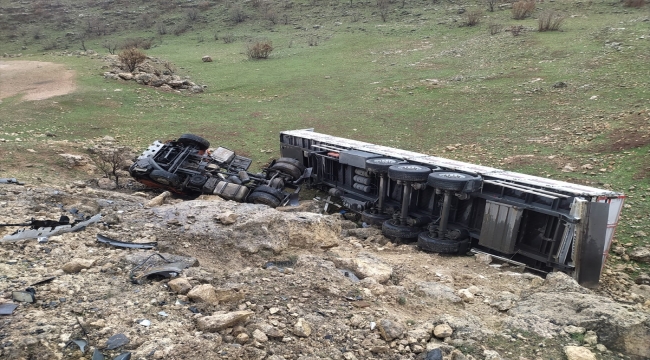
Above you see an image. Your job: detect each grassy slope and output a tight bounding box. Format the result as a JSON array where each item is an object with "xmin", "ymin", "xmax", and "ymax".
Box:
[{"xmin": 0, "ymin": 0, "xmax": 649, "ymax": 270}]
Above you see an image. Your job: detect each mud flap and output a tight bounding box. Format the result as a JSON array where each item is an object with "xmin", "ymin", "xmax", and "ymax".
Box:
[{"xmin": 574, "ymin": 202, "xmax": 609, "ymax": 288}]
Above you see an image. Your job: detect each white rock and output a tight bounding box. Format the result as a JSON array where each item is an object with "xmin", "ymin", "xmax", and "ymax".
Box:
[{"xmin": 564, "ymin": 346, "xmax": 596, "ymax": 360}]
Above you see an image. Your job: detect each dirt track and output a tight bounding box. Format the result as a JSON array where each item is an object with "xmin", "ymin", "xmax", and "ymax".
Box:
[{"xmin": 0, "ymin": 60, "xmax": 76, "ymax": 101}]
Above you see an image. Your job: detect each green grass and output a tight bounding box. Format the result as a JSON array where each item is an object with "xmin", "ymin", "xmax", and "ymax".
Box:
[{"xmin": 0, "ymin": 0, "xmax": 649, "ymax": 259}]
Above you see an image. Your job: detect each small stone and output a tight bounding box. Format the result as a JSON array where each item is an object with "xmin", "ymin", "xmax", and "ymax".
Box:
[
  {"xmin": 564, "ymin": 346, "xmax": 596, "ymax": 360},
  {"xmin": 342, "ymin": 352, "xmax": 358, "ymax": 360},
  {"xmin": 62, "ymin": 259, "xmax": 94, "ymax": 274},
  {"xmin": 196, "ymin": 311, "xmax": 254, "ymax": 332},
  {"xmin": 583, "ymin": 330, "xmax": 597, "ymax": 345},
  {"xmin": 187, "ymin": 284, "xmax": 218, "ymax": 304},
  {"xmin": 269, "ymin": 307, "xmax": 280, "ymax": 314},
  {"xmin": 202, "ymin": 55, "xmax": 212, "ymax": 62},
  {"xmin": 147, "ymin": 191, "xmax": 171, "ymax": 207},
  {"xmin": 483, "ymin": 349, "xmax": 503, "ymax": 360},
  {"xmin": 433, "ymin": 324, "xmax": 453, "ymax": 338},
  {"xmin": 217, "ymin": 211, "xmax": 238, "ymax": 225},
  {"xmin": 252, "ymin": 329, "xmax": 268, "ymax": 342},
  {"xmin": 168, "ymin": 278, "xmax": 192, "ymax": 295},
  {"xmin": 595, "ymin": 344, "xmax": 607, "ymax": 352},
  {"xmin": 378, "ymin": 319, "xmax": 404, "ymax": 341},
  {"xmin": 474, "ymin": 253, "xmax": 492, "ymax": 265},
  {"xmin": 457, "ymin": 289, "xmax": 474, "ymax": 302},
  {"xmin": 292, "ymin": 318, "xmax": 312, "ymax": 337},
  {"xmin": 235, "ymin": 333, "xmax": 249, "ymax": 344},
  {"xmin": 563, "ymin": 325, "xmax": 586, "ymax": 335}
]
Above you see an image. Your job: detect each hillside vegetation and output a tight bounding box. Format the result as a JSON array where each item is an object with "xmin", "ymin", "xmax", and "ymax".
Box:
[{"xmin": 0, "ymin": 0, "xmax": 649, "ymax": 272}]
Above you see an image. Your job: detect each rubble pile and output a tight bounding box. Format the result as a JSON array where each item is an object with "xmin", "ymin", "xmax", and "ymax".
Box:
[{"xmin": 0, "ymin": 183, "xmax": 649, "ymax": 359}]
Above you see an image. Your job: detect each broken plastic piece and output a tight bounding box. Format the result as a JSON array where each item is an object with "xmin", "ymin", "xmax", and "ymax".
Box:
[
  {"xmin": 96, "ymin": 234, "xmax": 157, "ymax": 249},
  {"xmin": 139, "ymin": 319, "xmax": 151, "ymax": 327},
  {"xmin": 12, "ymin": 288, "xmax": 36, "ymax": 303},
  {"xmin": 105, "ymin": 333, "xmax": 129, "ymax": 350},
  {"xmin": 92, "ymin": 349, "xmax": 105, "ymax": 360},
  {"xmin": 66, "ymin": 339, "xmax": 88, "ymax": 354},
  {"xmin": 30, "ymin": 276, "xmax": 56, "ymax": 286},
  {"xmin": 129, "ymin": 254, "xmax": 187, "ymax": 284},
  {"xmin": 113, "ymin": 353, "xmax": 132, "ymax": 360},
  {"xmin": 2, "ymin": 214, "xmax": 102, "ymax": 242},
  {"xmin": 0, "ymin": 303, "xmax": 18, "ymax": 315},
  {"xmin": 0, "ymin": 178, "xmax": 24, "ymax": 185}
]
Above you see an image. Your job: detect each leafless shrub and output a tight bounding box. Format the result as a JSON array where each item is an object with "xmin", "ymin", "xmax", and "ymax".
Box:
[
  {"xmin": 538, "ymin": 10, "xmax": 565, "ymax": 32},
  {"xmin": 352, "ymin": 12, "xmax": 361, "ymax": 22},
  {"xmin": 197, "ymin": 33, "xmax": 205, "ymax": 43},
  {"xmin": 103, "ymin": 39, "xmax": 118, "ymax": 54},
  {"xmin": 187, "ymin": 8, "xmax": 199, "ymax": 21},
  {"xmin": 121, "ymin": 37, "xmax": 153, "ymax": 50},
  {"xmin": 465, "ymin": 10, "xmax": 482, "ymax": 26},
  {"xmin": 265, "ymin": 8, "xmax": 278, "ymax": 24},
  {"xmin": 86, "ymin": 17, "xmax": 108, "ymax": 36},
  {"xmin": 512, "ymin": 0, "xmax": 535, "ymax": 20},
  {"xmin": 42, "ymin": 40, "xmax": 59, "ymax": 51},
  {"xmin": 173, "ymin": 22, "xmax": 191, "ymax": 36},
  {"xmin": 32, "ymin": 27, "xmax": 44, "ymax": 40},
  {"xmin": 486, "ymin": 0, "xmax": 497, "ymax": 12},
  {"xmin": 623, "ymin": 0, "xmax": 645, "ymax": 7},
  {"xmin": 488, "ymin": 23, "xmax": 503, "ymax": 35},
  {"xmin": 88, "ymin": 146, "xmax": 132, "ymax": 189},
  {"xmin": 283, "ymin": 0, "xmax": 293, "ymax": 8},
  {"xmin": 307, "ymin": 35, "xmax": 319, "ymax": 46},
  {"xmin": 139, "ymin": 13, "xmax": 156, "ymax": 29},
  {"xmin": 156, "ymin": 23, "xmax": 167, "ymax": 35},
  {"xmin": 246, "ymin": 39, "xmax": 273, "ymax": 59},
  {"xmin": 282, "ymin": 13, "xmax": 290, "ymax": 24},
  {"xmin": 118, "ymin": 47, "xmax": 147, "ymax": 72},
  {"xmin": 197, "ymin": 1, "xmax": 211, "ymax": 11},
  {"xmin": 230, "ymin": 4, "xmax": 246, "ymax": 23},
  {"xmin": 377, "ymin": 0, "xmax": 389, "ymax": 22},
  {"xmin": 222, "ymin": 33, "xmax": 235, "ymax": 43},
  {"xmin": 509, "ymin": 24, "xmax": 524, "ymax": 36},
  {"xmin": 251, "ymin": 0, "xmax": 265, "ymax": 7},
  {"xmin": 163, "ymin": 61, "xmax": 176, "ymax": 75}
]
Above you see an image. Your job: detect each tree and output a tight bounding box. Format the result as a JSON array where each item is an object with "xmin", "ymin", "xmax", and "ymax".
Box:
[
  {"xmin": 88, "ymin": 146, "xmax": 132, "ymax": 189},
  {"xmin": 486, "ymin": 0, "xmax": 497, "ymax": 12},
  {"xmin": 103, "ymin": 40, "xmax": 118, "ymax": 55},
  {"xmin": 118, "ymin": 47, "xmax": 147, "ymax": 72}
]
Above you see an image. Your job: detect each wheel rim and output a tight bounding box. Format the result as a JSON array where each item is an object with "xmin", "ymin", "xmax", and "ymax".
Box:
[{"xmin": 438, "ymin": 173, "xmax": 467, "ymax": 179}]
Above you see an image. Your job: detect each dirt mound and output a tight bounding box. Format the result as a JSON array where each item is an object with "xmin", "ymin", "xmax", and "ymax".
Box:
[
  {"xmin": 0, "ymin": 183, "xmax": 648, "ymax": 359},
  {"xmin": 0, "ymin": 60, "xmax": 76, "ymax": 101}
]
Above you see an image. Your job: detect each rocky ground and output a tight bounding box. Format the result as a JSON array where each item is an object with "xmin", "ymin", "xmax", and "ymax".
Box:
[{"xmin": 1, "ymin": 182, "xmax": 649, "ymax": 360}]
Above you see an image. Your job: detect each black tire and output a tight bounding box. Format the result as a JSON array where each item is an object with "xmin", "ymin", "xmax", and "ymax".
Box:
[
  {"xmin": 382, "ymin": 219, "xmax": 423, "ymax": 240},
  {"xmin": 177, "ymin": 134, "xmax": 210, "ymax": 150},
  {"xmin": 427, "ymin": 172, "xmax": 481, "ymax": 192},
  {"xmin": 270, "ymin": 162, "xmax": 302, "ymax": 180},
  {"xmin": 276, "ymin": 157, "xmax": 306, "ymax": 172},
  {"xmin": 417, "ymin": 232, "xmax": 469, "ymax": 254},
  {"xmin": 366, "ymin": 158, "xmax": 405, "ymax": 173},
  {"xmin": 149, "ymin": 170, "xmax": 181, "ymax": 187},
  {"xmin": 252, "ymin": 185, "xmax": 284, "ymax": 199},
  {"xmin": 189, "ymin": 175, "xmax": 208, "ymax": 187},
  {"xmin": 387, "ymin": 164, "xmax": 432, "ymax": 182},
  {"xmin": 247, "ymin": 191, "xmax": 282, "ymax": 208},
  {"xmin": 361, "ymin": 211, "xmax": 392, "ymax": 226}
]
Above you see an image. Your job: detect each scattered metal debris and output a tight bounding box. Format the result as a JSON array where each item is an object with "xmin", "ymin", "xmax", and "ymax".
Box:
[
  {"xmin": 113, "ymin": 352, "xmax": 132, "ymax": 360},
  {"xmin": 0, "ymin": 303, "xmax": 18, "ymax": 315},
  {"xmin": 105, "ymin": 333, "xmax": 129, "ymax": 350},
  {"xmin": 12, "ymin": 288, "xmax": 36, "ymax": 303},
  {"xmin": 338, "ymin": 269, "xmax": 360, "ymax": 283},
  {"xmin": 0, "ymin": 178, "xmax": 24, "ymax": 185},
  {"xmin": 92, "ymin": 349, "xmax": 105, "ymax": 360},
  {"xmin": 30, "ymin": 276, "xmax": 56, "ymax": 286},
  {"xmin": 1, "ymin": 214, "xmax": 102, "ymax": 242},
  {"xmin": 129, "ymin": 254, "xmax": 186, "ymax": 284},
  {"xmin": 96, "ymin": 234, "xmax": 157, "ymax": 249},
  {"xmin": 66, "ymin": 339, "xmax": 88, "ymax": 354}
]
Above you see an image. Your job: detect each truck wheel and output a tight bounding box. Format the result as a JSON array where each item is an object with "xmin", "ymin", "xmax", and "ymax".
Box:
[
  {"xmin": 361, "ymin": 211, "xmax": 392, "ymax": 226},
  {"xmin": 270, "ymin": 162, "xmax": 302, "ymax": 180},
  {"xmin": 177, "ymin": 134, "xmax": 210, "ymax": 150},
  {"xmin": 248, "ymin": 191, "xmax": 282, "ymax": 208},
  {"xmin": 276, "ymin": 157, "xmax": 306, "ymax": 172},
  {"xmin": 149, "ymin": 170, "xmax": 181, "ymax": 187},
  {"xmin": 387, "ymin": 164, "xmax": 432, "ymax": 182},
  {"xmin": 417, "ymin": 232, "xmax": 469, "ymax": 254},
  {"xmin": 427, "ymin": 172, "xmax": 481, "ymax": 192},
  {"xmin": 382, "ymin": 219, "xmax": 423, "ymax": 240},
  {"xmin": 366, "ymin": 158, "xmax": 405, "ymax": 173},
  {"xmin": 252, "ymin": 185, "xmax": 285, "ymax": 199}
]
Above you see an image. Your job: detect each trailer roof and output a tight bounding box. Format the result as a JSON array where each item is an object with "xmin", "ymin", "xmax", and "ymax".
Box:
[{"xmin": 281, "ymin": 129, "xmax": 622, "ymax": 197}]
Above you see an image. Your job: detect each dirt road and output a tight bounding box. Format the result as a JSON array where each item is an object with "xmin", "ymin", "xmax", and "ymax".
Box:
[{"xmin": 0, "ymin": 60, "xmax": 76, "ymax": 101}]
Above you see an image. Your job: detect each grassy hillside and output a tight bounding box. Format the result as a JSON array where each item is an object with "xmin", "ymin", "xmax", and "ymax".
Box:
[{"xmin": 0, "ymin": 0, "xmax": 649, "ymax": 271}]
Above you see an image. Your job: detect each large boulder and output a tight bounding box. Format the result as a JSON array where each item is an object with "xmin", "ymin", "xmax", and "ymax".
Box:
[
  {"xmin": 331, "ymin": 252, "xmax": 393, "ymax": 283},
  {"xmin": 152, "ymin": 201, "xmax": 341, "ymax": 253}
]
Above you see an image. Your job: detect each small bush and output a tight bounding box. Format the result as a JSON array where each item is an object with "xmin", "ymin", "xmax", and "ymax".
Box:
[
  {"xmin": 197, "ymin": 1, "xmax": 211, "ymax": 11},
  {"xmin": 246, "ymin": 40, "xmax": 273, "ymax": 59},
  {"xmin": 173, "ymin": 22, "xmax": 191, "ymax": 36},
  {"xmin": 138, "ymin": 13, "xmax": 155, "ymax": 29},
  {"xmin": 465, "ymin": 10, "xmax": 482, "ymax": 26},
  {"xmin": 623, "ymin": 0, "xmax": 645, "ymax": 7},
  {"xmin": 230, "ymin": 4, "xmax": 246, "ymax": 23},
  {"xmin": 488, "ymin": 23, "xmax": 503, "ymax": 35},
  {"xmin": 307, "ymin": 35, "xmax": 319, "ymax": 46},
  {"xmin": 486, "ymin": 0, "xmax": 497, "ymax": 12},
  {"xmin": 88, "ymin": 146, "xmax": 132, "ymax": 189},
  {"xmin": 187, "ymin": 8, "xmax": 199, "ymax": 21},
  {"xmin": 121, "ymin": 37, "xmax": 153, "ymax": 50},
  {"xmin": 103, "ymin": 40, "xmax": 118, "ymax": 54},
  {"xmin": 265, "ymin": 8, "xmax": 278, "ymax": 24},
  {"xmin": 538, "ymin": 10, "xmax": 565, "ymax": 32},
  {"xmin": 118, "ymin": 47, "xmax": 147, "ymax": 72},
  {"xmin": 512, "ymin": 0, "xmax": 535, "ymax": 20},
  {"xmin": 157, "ymin": 23, "xmax": 167, "ymax": 35},
  {"xmin": 222, "ymin": 33, "xmax": 235, "ymax": 43},
  {"xmin": 509, "ymin": 25, "xmax": 524, "ymax": 36}
]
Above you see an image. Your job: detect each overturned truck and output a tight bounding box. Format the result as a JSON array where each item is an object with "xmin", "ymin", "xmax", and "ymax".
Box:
[{"xmin": 278, "ymin": 129, "xmax": 625, "ymax": 287}]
